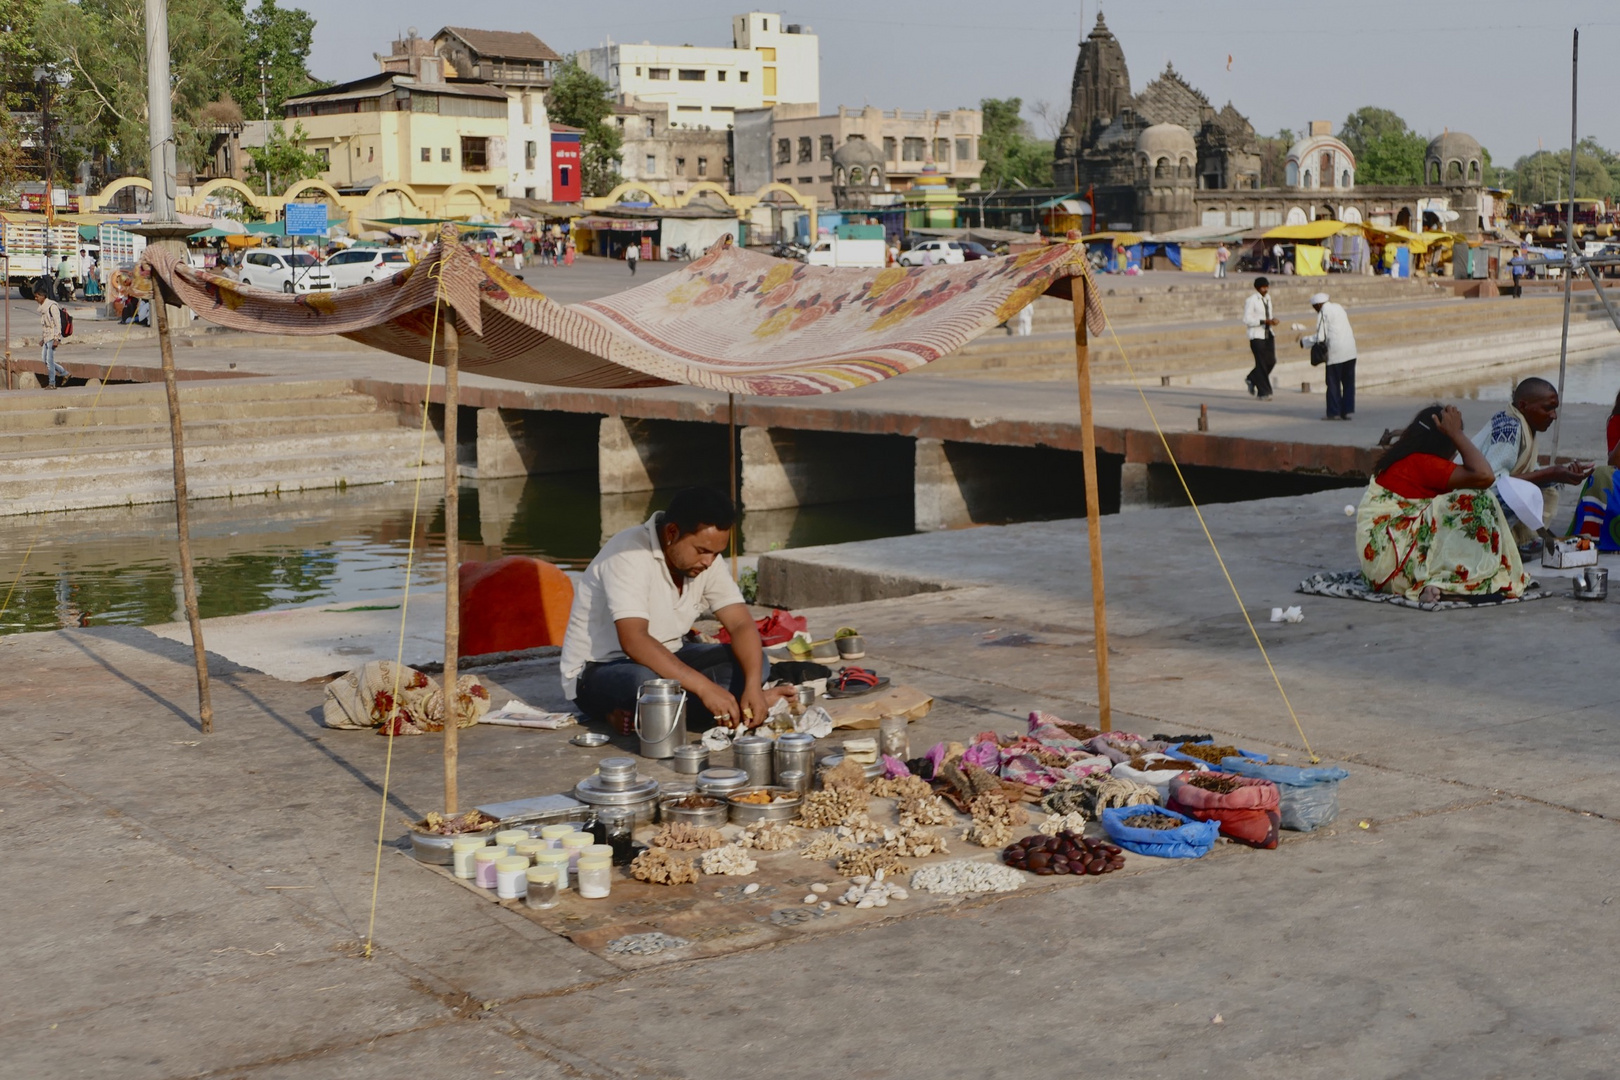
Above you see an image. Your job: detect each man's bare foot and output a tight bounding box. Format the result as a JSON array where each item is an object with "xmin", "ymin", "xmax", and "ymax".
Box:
[
  {"xmin": 1419, "ymin": 586, "xmax": 1442, "ymax": 606},
  {"xmin": 608, "ymin": 708, "xmax": 634, "ymax": 735}
]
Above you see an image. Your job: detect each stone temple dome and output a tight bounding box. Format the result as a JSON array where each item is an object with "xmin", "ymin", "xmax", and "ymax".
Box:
[
  {"xmin": 1137, "ymin": 122, "xmax": 1196, "ymax": 158},
  {"xmin": 831, "ymin": 138, "xmax": 884, "ymax": 170},
  {"xmin": 1426, "ymin": 131, "xmax": 1484, "ymax": 185}
]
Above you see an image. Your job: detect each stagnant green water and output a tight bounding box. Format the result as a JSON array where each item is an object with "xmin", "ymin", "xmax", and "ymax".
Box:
[{"xmin": 0, "ymin": 474, "xmax": 916, "ymax": 636}]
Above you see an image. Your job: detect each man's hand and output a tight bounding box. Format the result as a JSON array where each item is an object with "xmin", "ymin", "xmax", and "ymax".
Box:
[
  {"xmin": 1549, "ymin": 462, "xmax": 1594, "ymax": 485},
  {"xmin": 696, "ymin": 681, "xmax": 742, "ymax": 728}
]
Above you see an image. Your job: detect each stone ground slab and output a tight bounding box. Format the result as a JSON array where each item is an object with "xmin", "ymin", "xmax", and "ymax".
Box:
[{"xmin": 4, "ymin": 489, "xmax": 1619, "ymax": 1076}]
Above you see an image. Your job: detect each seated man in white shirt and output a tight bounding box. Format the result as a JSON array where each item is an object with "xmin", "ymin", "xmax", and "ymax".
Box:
[{"xmin": 560, "ymin": 487, "xmax": 790, "ymax": 732}]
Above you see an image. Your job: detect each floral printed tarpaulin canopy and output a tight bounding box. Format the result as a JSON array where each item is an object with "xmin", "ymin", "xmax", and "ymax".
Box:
[{"xmin": 142, "ymin": 225, "xmax": 1103, "ymax": 397}]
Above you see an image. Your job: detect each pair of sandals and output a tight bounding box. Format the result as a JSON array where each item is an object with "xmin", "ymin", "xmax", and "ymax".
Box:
[{"xmin": 824, "ymin": 666, "xmax": 890, "ymax": 699}]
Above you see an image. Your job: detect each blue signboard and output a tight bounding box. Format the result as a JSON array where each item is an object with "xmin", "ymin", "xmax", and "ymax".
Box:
[{"xmin": 283, "ymin": 203, "xmax": 328, "ymax": 237}]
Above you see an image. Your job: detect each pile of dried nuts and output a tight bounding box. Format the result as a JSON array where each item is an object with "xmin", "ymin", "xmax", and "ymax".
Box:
[
  {"xmin": 1002, "ymin": 832, "xmax": 1125, "ymax": 876},
  {"xmin": 629, "ymin": 847, "xmax": 699, "ymax": 886},
  {"xmin": 700, "ymin": 844, "xmax": 758, "ymax": 876},
  {"xmin": 910, "ymin": 859, "xmax": 1025, "ymax": 896},
  {"xmin": 1120, "ymin": 811, "xmax": 1183, "ymax": 830},
  {"xmin": 1171, "ymin": 743, "xmax": 1240, "ymax": 765},
  {"xmin": 1182, "ymin": 773, "xmax": 1243, "ymax": 794},
  {"xmin": 739, "ymin": 822, "xmax": 802, "ymax": 851},
  {"xmin": 648, "ymin": 822, "xmax": 726, "ymax": 850}
]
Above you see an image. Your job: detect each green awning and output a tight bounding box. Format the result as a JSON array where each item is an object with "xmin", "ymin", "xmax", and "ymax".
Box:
[
  {"xmin": 77, "ymin": 224, "xmax": 100, "ymax": 241},
  {"xmin": 1035, "ymin": 193, "xmax": 1086, "ymax": 209},
  {"xmin": 362, "ymin": 216, "xmax": 458, "ymax": 227}
]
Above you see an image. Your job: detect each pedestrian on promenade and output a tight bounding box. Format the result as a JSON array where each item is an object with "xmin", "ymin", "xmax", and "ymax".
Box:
[
  {"xmin": 1242, "ymin": 276, "xmax": 1278, "ymax": 400},
  {"xmin": 1215, "ymin": 243, "xmax": 1229, "ymax": 279},
  {"xmin": 1299, "ymin": 291, "xmax": 1358, "ymax": 420},
  {"xmin": 564, "ymin": 238, "xmax": 576, "ymax": 266},
  {"xmin": 626, "ymin": 240, "xmax": 639, "ymax": 276},
  {"xmin": 33, "ymin": 283, "xmax": 67, "ymax": 389},
  {"xmin": 1017, "ymin": 302, "xmax": 1034, "ymax": 337},
  {"xmin": 512, "ymin": 239, "xmax": 523, "ymax": 272},
  {"xmin": 1509, "ymin": 249, "xmax": 1526, "ymax": 299},
  {"xmin": 1272, "ymin": 241, "xmax": 1285, "ymax": 275}
]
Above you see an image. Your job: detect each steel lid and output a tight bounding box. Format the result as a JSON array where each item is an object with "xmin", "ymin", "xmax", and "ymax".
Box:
[
  {"xmin": 696, "ymin": 767, "xmax": 749, "ymax": 793},
  {"xmin": 595, "ymin": 756, "xmax": 639, "ymax": 789},
  {"xmin": 775, "ymin": 732, "xmax": 815, "ymax": 751},
  {"xmin": 573, "ymin": 774, "xmax": 661, "ymax": 806},
  {"xmin": 732, "ymin": 735, "xmax": 773, "ymax": 756}
]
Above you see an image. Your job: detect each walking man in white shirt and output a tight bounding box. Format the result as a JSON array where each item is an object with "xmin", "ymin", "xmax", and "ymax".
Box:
[
  {"xmin": 1242, "ymin": 276, "xmax": 1278, "ymax": 400},
  {"xmin": 1298, "ymin": 291, "xmax": 1358, "ymax": 420},
  {"xmin": 33, "ymin": 283, "xmax": 67, "ymax": 389}
]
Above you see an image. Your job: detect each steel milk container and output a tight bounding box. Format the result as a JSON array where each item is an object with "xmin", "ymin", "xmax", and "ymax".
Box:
[
  {"xmin": 732, "ymin": 735, "xmax": 775, "ymax": 787},
  {"xmin": 634, "ymin": 679, "xmax": 688, "ymax": 759}
]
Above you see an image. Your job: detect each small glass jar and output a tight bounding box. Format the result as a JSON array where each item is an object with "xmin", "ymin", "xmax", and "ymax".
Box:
[
  {"xmin": 533, "ymin": 849, "xmax": 570, "ymax": 892},
  {"xmin": 473, "ymin": 847, "xmax": 505, "ymax": 889},
  {"xmin": 525, "ymin": 865, "xmax": 560, "ymax": 909},
  {"xmin": 595, "ymin": 807, "xmax": 636, "ymax": 865},
  {"xmin": 879, "ymin": 716, "xmax": 910, "ymax": 760},
  {"xmin": 539, "ymin": 824, "xmax": 575, "ymax": 847},
  {"xmin": 495, "ymin": 856, "xmax": 529, "ymax": 900},
  {"xmin": 451, "ymin": 838, "xmax": 488, "ymax": 879},
  {"xmin": 514, "ymin": 839, "xmax": 547, "ymax": 864},
  {"xmin": 576, "ymin": 855, "xmax": 613, "ymax": 899},
  {"xmin": 560, "ymin": 831, "xmax": 593, "ymax": 873},
  {"xmin": 495, "ymin": 829, "xmax": 529, "ymax": 849}
]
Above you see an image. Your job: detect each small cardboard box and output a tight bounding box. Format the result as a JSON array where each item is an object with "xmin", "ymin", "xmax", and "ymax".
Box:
[{"xmin": 1542, "ymin": 538, "xmax": 1598, "ymax": 569}]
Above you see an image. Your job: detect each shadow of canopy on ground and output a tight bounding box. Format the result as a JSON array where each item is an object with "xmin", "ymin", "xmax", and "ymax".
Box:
[{"xmin": 139, "ymin": 225, "xmax": 1103, "ymax": 396}]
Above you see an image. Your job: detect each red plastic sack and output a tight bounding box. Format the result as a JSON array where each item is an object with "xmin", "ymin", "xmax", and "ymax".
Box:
[
  {"xmin": 1166, "ymin": 773, "xmax": 1280, "ymax": 849},
  {"xmin": 458, "ymin": 556, "xmax": 574, "ymax": 658},
  {"xmin": 716, "ymin": 609, "xmax": 805, "ymax": 646}
]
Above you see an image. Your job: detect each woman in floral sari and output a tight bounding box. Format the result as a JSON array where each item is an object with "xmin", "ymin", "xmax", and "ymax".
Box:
[{"xmin": 1357, "ymin": 404, "xmax": 1528, "ymax": 604}]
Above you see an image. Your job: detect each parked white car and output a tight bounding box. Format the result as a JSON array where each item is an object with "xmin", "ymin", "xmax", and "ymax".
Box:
[
  {"xmin": 898, "ymin": 240, "xmax": 967, "ymax": 267},
  {"xmin": 237, "ymin": 249, "xmax": 334, "ymax": 294},
  {"xmin": 322, "ymin": 247, "xmax": 410, "ymax": 289}
]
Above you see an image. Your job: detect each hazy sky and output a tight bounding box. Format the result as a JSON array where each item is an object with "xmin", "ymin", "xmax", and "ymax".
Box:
[{"xmin": 304, "ymin": 1, "xmax": 1620, "ymax": 164}]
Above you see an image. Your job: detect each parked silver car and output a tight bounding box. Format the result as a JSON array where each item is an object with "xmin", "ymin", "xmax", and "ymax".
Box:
[
  {"xmin": 322, "ymin": 247, "xmax": 410, "ymax": 289},
  {"xmin": 238, "ymin": 249, "xmax": 334, "ymax": 294}
]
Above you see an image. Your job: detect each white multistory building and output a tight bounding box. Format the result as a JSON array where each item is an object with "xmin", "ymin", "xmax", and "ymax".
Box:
[{"xmin": 580, "ymin": 12, "xmax": 818, "ymax": 133}]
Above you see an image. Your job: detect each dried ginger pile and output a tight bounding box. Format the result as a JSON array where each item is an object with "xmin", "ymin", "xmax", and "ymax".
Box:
[{"xmin": 630, "ymin": 848, "xmax": 699, "ymax": 886}]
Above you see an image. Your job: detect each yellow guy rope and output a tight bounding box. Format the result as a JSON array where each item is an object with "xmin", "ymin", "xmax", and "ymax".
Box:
[
  {"xmin": 1097, "ymin": 304, "xmax": 1320, "ymax": 764},
  {"xmin": 363, "ymin": 262, "xmax": 449, "ymax": 959},
  {"xmin": 0, "ymin": 318, "xmax": 140, "ymax": 623}
]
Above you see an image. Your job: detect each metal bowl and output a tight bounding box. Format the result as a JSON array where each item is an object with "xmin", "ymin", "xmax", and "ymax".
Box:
[
  {"xmin": 570, "ymin": 731, "xmax": 611, "ymax": 748},
  {"xmin": 726, "ymin": 786, "xmax": 803, "ymax": 824},
  {"xmin": 408, "ymin": 825, "xmax": 495, "ymax": 865},
  {"xmin": 661, "ymin": 795, "xmax": 730, "ymax": 829}
]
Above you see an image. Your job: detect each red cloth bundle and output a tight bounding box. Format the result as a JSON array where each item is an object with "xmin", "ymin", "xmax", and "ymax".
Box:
[{"xmin": 1166, "ymin": 772, "xmax": 1281, "ymax": 849}]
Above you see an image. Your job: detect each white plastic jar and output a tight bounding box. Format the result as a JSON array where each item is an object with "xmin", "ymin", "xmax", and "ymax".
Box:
[
  {"xmin": 495, "ymin": 829, "xmax": 530, "ymax": 849},
  {"xmin": 576, "ymin": 855, "xmax": 612, "ymax": 899},
  {"xmin": 533, "ymin": 849, "xmax": 570, "ymax": 892},
  {"xmin": 560, "ymin": 831, "xmax": 593, "ymax": 873},
  {"xmin": 473, "ymin": 846, "xmax": 505, "ymax": 889},
  {"xmin": 539, "ymin": 824, "xmax": 575, "ymax": 848},
  {"xmin": 451, "ymin": 838, "xmax": 488, "ymax": 879},
  {"xmin": 495, "ymin": 856, "xmax": 529, "ymax": 899}
]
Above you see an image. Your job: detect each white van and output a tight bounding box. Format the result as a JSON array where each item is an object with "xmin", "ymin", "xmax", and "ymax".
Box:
[
  {"xmin": 238, "ymin": 249, "xmax": 335, "ymax": 294},
  {"xmin": 806, "ymin": 236, "xmax": 886, "ymax": 268}
]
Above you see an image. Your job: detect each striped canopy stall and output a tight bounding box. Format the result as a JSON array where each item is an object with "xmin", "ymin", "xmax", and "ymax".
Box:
[{"xmin": 141, "ymin": 224, "xmax": 1103, "ymax": 395}]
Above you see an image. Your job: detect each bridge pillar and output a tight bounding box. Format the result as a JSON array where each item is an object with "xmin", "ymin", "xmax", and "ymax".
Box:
[
  {"xmin": 598, "ymin": 416, "xmax": 726, "ymax": 494},
  {"xmin": 475, "ymin": 408, "xmax": 595, "ymax": 478},
  {"xmin": 740, "ymin": 426, "xmax": 910, "ymax": 511}
]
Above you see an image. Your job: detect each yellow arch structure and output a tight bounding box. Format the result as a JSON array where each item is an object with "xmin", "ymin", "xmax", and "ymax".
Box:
[
  {"xmin": 280, "ymin": 178, "xmax": 347, "ymax": 206},
  {"xmin": 185, "ymin": 177, "xmax": 273, "ymax": 217},
  {"xmin": 675, "ymin": 182, "xmax": 742, "ymax": 210},
  {"xmin": 362, "ymin": 180, "xmax": 425, "ymax": 209},
  {"xmin": 81, "ymin": 176, "xmax": 153, "ymax": 214},
  {"xmin": 583, "ymin": 182, "xmax": 673, "ymax": 211},
  {"xmin": 441, "ymin": 182, "xmax": 499, "ymax": 217}
]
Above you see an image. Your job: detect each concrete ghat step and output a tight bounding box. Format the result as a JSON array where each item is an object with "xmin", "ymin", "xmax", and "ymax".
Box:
[
  {"xmin": 0, "ymin": 411, "xmax": 404, "ymax": 455},
  {"xmin": 0, "ymin": 429, "xmax": 439, "ymax": 478},
  {"xmin": 0, "ymin": 395, "xmax": 384, "ymax": 433},
  {"xmin": 0, "ymin": 377, "xmax": 361, "ymax": 412}
]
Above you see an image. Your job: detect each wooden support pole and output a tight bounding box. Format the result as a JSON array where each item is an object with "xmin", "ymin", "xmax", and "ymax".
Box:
[
  {"xmin": 729, "ymin": 392, "xmax": 739, "ymax": 579},
  {"xmin": 442, "ymin": 321, "xmax": 461, "ymax": 814},
  {"xmin": 155, "ymin": 300, "xmax": 213, "ymax": 733},
  {"xmin": 1071, "ymin": 283, "xmax": 1112, "ymax": 732}
]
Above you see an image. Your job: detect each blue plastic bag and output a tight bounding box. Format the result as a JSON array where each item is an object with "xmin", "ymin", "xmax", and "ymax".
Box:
[
  {"xmin": 1162, "ymin": 741, "xmax": 1269, "ymax": 769},
  {"xmin": 1220, "ymin": 758, "xmax": 1349, "ymax": 832},
  {"xmin": 1100, "ymin": 805, "xmax": 1220, "ymax": 858}
]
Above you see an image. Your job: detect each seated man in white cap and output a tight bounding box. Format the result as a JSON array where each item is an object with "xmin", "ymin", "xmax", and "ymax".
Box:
[
  {"xmin": 1298, "ymin": 292, "xmax": 1358, "ymax": 420},
  {"xmin": 1469, "ymin": 377, "xmax": 1592, "ymax": 552}
]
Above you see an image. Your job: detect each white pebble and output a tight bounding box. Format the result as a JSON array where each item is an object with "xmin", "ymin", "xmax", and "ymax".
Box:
[
  {"xmin": 810, "ymin": 883, "xmax": 828, "ymax": 894},
  {"xmin": 890, "ymin": 887, "xmax": 908, "ymax": 900},
  {"xmin": 856, "ymin": 899, "xmax": 874, "ymax": 909},
  {"xmin": 873, "ymin": 896, "xmax": 888, "ymax": 907},
  {"xmin": 742, "ymin": 883, "xmax": 760, "ymax": 895},
  {"xmin": 818, "ymin": 901, "xmax": 832, "ymax": 911},
  {"xmin": 851, "ymin": 875, "xmax": 871, "ymax": 886},
  {"xmin": 803, "ymin": 894, "xmax": 818, "ymax": 904},
  {"xmin": 1343, "ymin": 504, "xmax": 1356, "ymax": 517}
]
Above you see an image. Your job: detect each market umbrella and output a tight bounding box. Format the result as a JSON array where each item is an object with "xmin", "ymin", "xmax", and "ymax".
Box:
[
  {"xmin": 390, "ymin": 225, "xmax": 422, "ymax": 240},
  {"xmin": 358, "ymin": 230, "xmax": 392, "ymax": 242},
  {"xmin": 504, "ymin": 218, "xmax": 533, "ymax": 231}
]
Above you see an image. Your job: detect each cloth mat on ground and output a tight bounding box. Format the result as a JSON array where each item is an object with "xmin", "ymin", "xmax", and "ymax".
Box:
[{"xmin": 1297, "ymin": 570, "xmax": 1559, "ymax": 610}]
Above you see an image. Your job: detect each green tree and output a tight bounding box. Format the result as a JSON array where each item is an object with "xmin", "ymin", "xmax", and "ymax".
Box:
[
  {"xmin": 978, "ymin": 97, "xmax": 1052, "ymax": 189},
  {"xmin": 35, "ymin": 0, "xmax": 243, "ymax": 175},
  {"xmin": 1506, "ymin": 145, "xmax": 1615, "ymax": 203},
  {"xmin": 545, "ymin": 58, "xmax": 623, "ymax": 197},
  {"xmin": 0, "ymin": 0, "xmax": 49, "ymax": 191},
  {"xmin": 1336, "ymin": 107, "xmax": 1426, "ymax": 184},
  {"xmin": 244, "ymin": 120, "xmax": 325, "ymax": 194},
  {"xmin": 230, "ymin": 0, "xmax": 324, "ymax": 121},
  {"xmin": 1257, "ymin": 128, "xmax": 1295, "ymax": 188}
]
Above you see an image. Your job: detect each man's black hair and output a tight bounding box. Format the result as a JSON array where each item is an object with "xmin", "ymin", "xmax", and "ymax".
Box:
[
  {"xmin": 664, "ymin": 486, "xmax": 736, "ymax": 535},
  {"xmin": 1254, "ymin": 276, "xmax": 1269, "ymax": 289},
  {"xmin": 32, "ymin": 282, "xmax": 47, "ymax": 298},
  {"xmin": 1512, "ymin": 377, "xmax": 1557, "ymax": 405}
]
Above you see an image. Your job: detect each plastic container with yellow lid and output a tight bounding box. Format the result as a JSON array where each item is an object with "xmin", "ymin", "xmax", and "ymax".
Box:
[
  {"xmin": 472, "ymin": 846, "xmax": 505, "ymax": 888},
  {"xmin": 514, "ymin": 839, "xmax": 548, "ymax": 862},
  {"xmin": 495, "ymin": 856, "xmax": 530, "ymax": 899},
  {"xmin": 576, "ymin": 855, "xmax": 613, "ymax": 899},
  {"xmin": 451, "ymin": 837, "xmax": 488, "ymax": 879},
  {"xmin": 495, "ymin": 829, "xmax": 530, "ymax": 848},
  {"xmin": 533, "ymin": 848, "xmax": 571, "ymax": 891},
  {"xmin": 525, "ymin": 865, "xmax": 560, "ymax": 909},
  {"xmin": 539, "ymin": 824, "xmax": 575, "ymax": 846}
]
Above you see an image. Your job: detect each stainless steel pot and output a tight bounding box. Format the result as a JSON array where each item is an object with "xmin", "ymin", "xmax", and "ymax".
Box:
[
  {"xmin": 634, "ymin": 679, "xmax": 688, "ymax": 759},
  {"xmin": 727, "ymin": 787, "xmax": 803, "ymax": 824},
  {"xmin": 696, "ymin": 767, "xmax": 749, "ymax": 797},
  {"xmin": 661, "ymin": 795, "xmax": 730, "ymax": 829},
  {"xmin": 774, "ymin": 732, "xmax": 815, "ymax": 783},
  {"xmin": 671, "ymin": 744, "xmax": 709, "ymax": 775},
  {"xmin": 595, "ymin": 756, "xmax": 639, "ymax": 789},
  {"xmin": 1574, "ymin": 565, "xmax": 1609, "ymax": 601},
  {"xmin": 732, "ymin": 735, "xmax": 775, "ymax": 787}
]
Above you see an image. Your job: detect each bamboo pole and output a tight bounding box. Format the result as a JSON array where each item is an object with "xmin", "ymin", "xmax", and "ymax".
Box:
[
  {"xmin": 442, "ymin": 321, "xmax": 461, "ymax": 814},
  {"xmin": 155, "ymin": 299, "xmax": 213, "ymax": 733},
  {"xmin": 1071, "ymin": 281, "xmax": 1112, "ymax": 731},
  {"xmin": 728, "ymin": 391, "xmax": 739, "ymax": 579}
]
